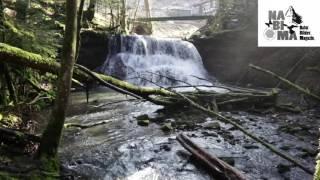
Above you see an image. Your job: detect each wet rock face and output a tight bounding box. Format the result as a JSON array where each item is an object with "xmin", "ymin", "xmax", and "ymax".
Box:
[
  {"xmin": 77, "ymin": 31, "xmax": 109, "ymax": 70},
  {"xmin": 193, "ymin": 30, "xmax": 320, "ymax": 89},
  {"xmin": 193, "ymin": 7, "xmax": 320, "ymax": 91}
]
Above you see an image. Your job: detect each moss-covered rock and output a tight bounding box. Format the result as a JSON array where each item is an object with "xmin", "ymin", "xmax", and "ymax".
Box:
[
  {"xmin": 136, "ymin": 114, "xmax": 149, "ymax": 121},
  {"xmin": 0, "ymin": 113, "xmax": 22, "ymax": 128},
  {"xmin": 137, "ymin": 119, "xmax": 150, "ymax": 126},
  {"xmin": 315, "ymin": 158, "xmax": 320, "ymax": 180},
  {"xmin": 161, "ymin": 123, "xmax": 173, "ymax": 132}
]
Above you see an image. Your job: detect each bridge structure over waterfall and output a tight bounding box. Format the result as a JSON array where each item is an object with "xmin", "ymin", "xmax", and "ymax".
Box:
[
  {"xmin": 131, "ymin": 15, "xmax": 214, "ymax": 22},
  {"xmin": 129, "ymin": 0, "xmax": 216, "ymax": 22}
]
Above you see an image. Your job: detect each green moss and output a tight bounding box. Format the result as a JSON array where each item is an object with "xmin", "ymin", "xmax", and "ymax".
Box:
[
  {"xmin": 161, "ymin": 123, "xmax": 173, "ymax": 132},
  {"xmin": 40, "ymin": 156, "xmax": 59, "ymax": 172},
  {"xmin": 0, "ymin": 172, "xmax": 19, "ymax": 180},
  {"xmin": 0, "ymin": 43, "xmax": 56, "ymax": 67},
  {"xmin": 96, "ymin": 73, "xmax": 175, "ymax": 97},
  {"xmin": 4, "ymin": 20, "xmax": 35, "ymax": 40},
  {"xmin": 315, "ymin": 159, "xmax": 320, "ymax": 180},
  {"xmin": 137, "ymin": 119, "xmax": 150, "ymax": 126},
  {"xmin": 0, "ymin": 43, "xmax": 42, "ymax": 60},
  {"xmin": 0, "ymin": 113, "xmax": 22, "ymax": 128}
]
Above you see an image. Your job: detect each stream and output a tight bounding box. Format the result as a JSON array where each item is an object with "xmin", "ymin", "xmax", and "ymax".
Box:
[
  {"xmin": 60, "ymin": 89, "xmax": 318, "ymax": 180},
  {"xmin": 60, "ymin": 35, "xmax": 318, "ymax": 180}
]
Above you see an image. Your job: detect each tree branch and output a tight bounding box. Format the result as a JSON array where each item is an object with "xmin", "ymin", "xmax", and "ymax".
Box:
[{"xmin": 249, "ymin": 64, "xmax": 320, "ymax": 102}]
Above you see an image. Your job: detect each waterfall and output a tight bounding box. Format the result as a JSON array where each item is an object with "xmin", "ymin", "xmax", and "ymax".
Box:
[{"xmin": 99, "ymin": 35, "xmax": 214, "ymax": 87}]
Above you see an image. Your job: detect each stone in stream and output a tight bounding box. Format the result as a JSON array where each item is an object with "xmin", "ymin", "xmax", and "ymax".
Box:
[
  {"xmin": 201, "ymin": 131, "xmax": 218, "ymax": 137},
  {"xmin": 280, "ymin": 145, "xmax": 291, "ymax": 151},
  {"xmin": 161, "ymin": 123, "xmax": 173, "ymax": 132},
  {"xmin": 137, "ymin": 119, "xmax": 150, "ymax": 126},
  {"xmin": 243, "ymin": 143, "xmax": 259, "ymax": 149},
  {"xmin": 277, "ymin": 163, "xmax": 291, "ymax": 174},
  {"xmin": 160, "ymin": 144, "xmax": 172, "ymax": 152},
  {"xmin": 136, "ymin": 114, "xmax": 150, "ymax": 126},
  {"xmin": 203, "ymin": 122, "xmax": 221, "ymax": 130},
  {"xmin": 136, "ymin": 114, "xmax": 150, "ymax": 121}
]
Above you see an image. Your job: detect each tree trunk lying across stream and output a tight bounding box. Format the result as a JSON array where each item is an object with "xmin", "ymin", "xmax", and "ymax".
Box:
[
  {"xmin": 0, "ymin": 42, "xmax": 278, "ymax": 108},
  {"xmin": 0, "ymin": 42, "xmax": 314, "ymax": 175}
]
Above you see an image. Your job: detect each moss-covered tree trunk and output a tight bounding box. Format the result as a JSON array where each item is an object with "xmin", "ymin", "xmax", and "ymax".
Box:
[
  {"xmin": 315, "ymin": 136, "xmax": 320, "ymax": 180},
  {"xmin": 37, "ymin": 0, "xmax": 78, "ymax": 167},
  {"xmin": 315, "ymin": 154, "xmax": 320, "ymax": 179}
]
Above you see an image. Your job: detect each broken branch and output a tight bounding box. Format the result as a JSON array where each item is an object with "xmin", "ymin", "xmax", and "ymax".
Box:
[
  {"xmin": 172, "ymin": 90, "xmax": 313, "ymax": 175},
  {"xmin": 177, "ymin": 134, "xmax": 246, "ymax": 180},
  {"xmin": 64, "ymin": 120, "xmax": 112, "ymax": 129},
  {"xmin": 249, "ymin": 64, "xmax": 320, "ymax": 102}
]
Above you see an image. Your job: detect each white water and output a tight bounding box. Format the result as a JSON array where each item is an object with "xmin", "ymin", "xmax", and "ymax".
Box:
[{"xmin": 99, "ymin": 35, "xmax": 215, "ymax": 87}]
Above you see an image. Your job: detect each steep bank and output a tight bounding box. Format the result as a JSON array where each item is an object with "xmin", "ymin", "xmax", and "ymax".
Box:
[
  {"xmin": 193, "ymin": 28, "xmax": 320, "ymax": 90},
  {"xmin": 192, "ymin": 3, "xmax": 320, "ymax": 92}
]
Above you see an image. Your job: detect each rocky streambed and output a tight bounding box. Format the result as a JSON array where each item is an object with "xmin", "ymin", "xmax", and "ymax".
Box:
[{"xmin": 60, "ymin": 89, "xmax": 318, "ymax": 180}]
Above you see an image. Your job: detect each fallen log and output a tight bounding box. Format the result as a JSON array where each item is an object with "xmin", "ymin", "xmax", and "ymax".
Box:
[
  {"xmin": 249, "ymin": 64, "xmax": 320, "ymax": 102},
  {"xmin": 0, "ymin": 43, "xmax": 279, "ymax": 108},
  {"xmin": 0, "ymin": 43, "xmax": 175, "ymax": 99},
  {"xmin": 173, "ymin": 90, "xmax": 314, "ymax": 175},
  {"xmin": 0, "ymin": 127, "xmax": 41, "ymax": 143},
  {"xmin": 177, "ymin": 134, "xmax": 246, "ymax": 180},
  {"xmin": 74, "ymin": 64, "xmax": 143, "ymax": 100}
]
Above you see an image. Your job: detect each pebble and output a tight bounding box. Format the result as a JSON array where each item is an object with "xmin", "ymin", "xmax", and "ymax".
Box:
[
  {"xmin": 243, "ymin": 143, "xmax": 259, "ymax": 149},
  {"xmin": 203, "ymin": 122, "xmax": 221, "ymax": 130}
]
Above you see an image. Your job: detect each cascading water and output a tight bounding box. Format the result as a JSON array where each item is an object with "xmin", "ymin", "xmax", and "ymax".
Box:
[{"xmin": 99, "ymin": 35, "xmax": 215, "ymax": 87}]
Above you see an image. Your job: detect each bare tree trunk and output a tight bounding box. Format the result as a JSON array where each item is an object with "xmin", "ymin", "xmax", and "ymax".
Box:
[
  {"xmin": 130, "ymin": 0, "xmax": 140, "ymax": 33},
  {"xmin": 87, "ymin": 0, "xmax": 96, "ymax": 22},
  {"xmin": 120, "ymin": 0, "xmax": 127, "ymax": 33},
  {"xmin": 110, "ymin": 7, "xmax": 115, "ymax": 28},
  {"xmin": 76, "ymin": 0, "xmax": 85, "ymax": 61},
  {"xmin": 38, "ymin": 0, "xmax": 78, "ymax": 163},
  {"xmin": 144, "ymin": 0, "xmax": 151, "ymax": 18},
  {"xmin": 0, "ymin": 0, "xmax": 4, "ymax": 42},
  {"xmin": 116, "ymin": 1, "xmax": 120, "ymax": 30}
]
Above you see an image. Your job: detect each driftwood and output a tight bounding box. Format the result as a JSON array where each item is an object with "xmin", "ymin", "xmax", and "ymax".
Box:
[
  {"xmin": 64, "ymin": 120, "xmax": 112, "ymax": 129},
  {"xmin": 177, "ymin": 134, "xmax": 246, "ymax": 180},
  {"xmin": 250, "ymin": 64, "xmax": 320, "ymax": 102}
]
